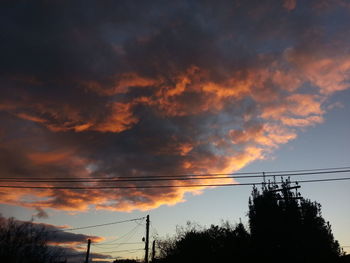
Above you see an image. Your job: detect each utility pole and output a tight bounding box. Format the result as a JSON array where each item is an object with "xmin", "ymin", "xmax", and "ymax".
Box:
[
  {"xmin": 262, "ymin": 172, "xmax": 266, "ymax": 190},
  {"xmin": 151, "ymin": 240, "xmax": 156, "ymax": 262},
  {"xmin": 84, "ymin": 239, "xmax": 91, "ymax": 263},
  {"xmin": 144, "ymin": 215, "xmax": 150, "ymax": 263},
  {"xmin": 267, "ymin": 179, "xmax": 302, "ymax": 201}
]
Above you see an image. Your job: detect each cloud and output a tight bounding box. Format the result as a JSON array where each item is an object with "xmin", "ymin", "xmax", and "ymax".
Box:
[
  {"xmin": 0, "ymin": 0, "xmax": 349, "ymax": 212},
  {"xmin": 33, "ymin": 207, "xmax": 49, "ymax": 219},
  {"xmin": 283, "ymin": 0, "xmax": 297, "ymax": 11},
  {"xmin": 47, "ymin": 247, "xmax": 112, "ymax": 263},
  {"xmin": 5, "ymin": 218, "xmax": 104, "ymax": 245}
]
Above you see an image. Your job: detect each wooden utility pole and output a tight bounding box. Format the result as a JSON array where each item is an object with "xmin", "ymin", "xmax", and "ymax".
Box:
[
  {"xmin": 262, "ymin": 172, "xmax": 266, "ymax": 189},
  {"xmin": 144, "ymin": 215, "xmax": 150, "ymax": 263},
  {"xmin": 151, "ymin": 240, "xmax": 156, "ymax": 262},
  {"xmin": 268, "ymin": 180, "xmax": 302, "ymax": 201},
  {"xmin": 84, "ymin": 239, "xmax": 91, "ymax": 263}
]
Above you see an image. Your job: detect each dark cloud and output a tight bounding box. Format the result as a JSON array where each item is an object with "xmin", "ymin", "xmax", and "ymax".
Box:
[
  {"xmin": 1, "ymin": 216, "xmax": 102, "ymax": 244},
  {"xmin": 33, "ymin": 207, "xmax": 49, "ymax": 219},
  {"xmin": 0, "ymin": 0, "xmax": 350, "ymax": 211}
]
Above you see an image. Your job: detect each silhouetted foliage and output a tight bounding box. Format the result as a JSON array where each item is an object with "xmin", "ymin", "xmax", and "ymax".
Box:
[
  {"xmin": 155, "ymin": 180, "xmax": 343, "ymax": 263},
  {"xmin": 156, "ymin": 221, "xmax": 251, "ymax": 263},
  {"xmin": 113, "ymin": 259, "xmax": 140, "ymax": 263},
  {"xmin": 340, "ymin": 254, "xmax": 350, "ymax": 263},
  {"xmin": 0, "ymin": 217, "xmax": 64, "ymax": 263},
  {"xmin": 249, "ymin": 179, "xmax": 342, "ymax": 263}
]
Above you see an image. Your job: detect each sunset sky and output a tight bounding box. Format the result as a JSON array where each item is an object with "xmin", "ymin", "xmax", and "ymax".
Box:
[{"xmin": 1, "ymin": 0, "xmax": 350, "ymax": 261}]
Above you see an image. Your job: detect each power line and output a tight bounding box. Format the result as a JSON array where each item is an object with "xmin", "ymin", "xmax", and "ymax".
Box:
[
  {"xmin": 95, "ymin": 224, "xmax": 143, "ymax": 245},
  {"xmin": 258, "ymin": 166, "xmax": 350, "ymax": 174},
  {"xmin": 1, "ymin": 168, "xmax": 349, "ymax": 183},
  {"xmin": 94, "ymin": 223, "xmax": 142, "ymax": 250},
  {"xmin": 92, "ymin": 242, "xmax": 143, "ymax": 247},
  {"xmin": 51, "ymin": 217, "xmax": 145, "ymax": 232},
  {"xmin": 0, "ymin": 172, "xmax": 261, "ymax": 180},
  {"xmin": 0, "ymin": 176, "xmax": 240, "ymax": 182},
  {"xmin": 1, "ymin": 166, "xmax": 349, "ymax": 180},
  {"xmin": 294, "ymin": 177, "xmax": 350, "ymax": 184},
  {"xmin": 1, "ymin": 177, "xmax": 350, "ymax": 190},
  {"xmin": 65, "ymin": 248, "xmax": 144, "ymax": 257},
  {"xmin": 96, "ymin": 248, "xmax": 144, "ymax": 254},
  {"xmin": 91, "ymin": 221, "xmax": 144, "ymax": 260}
]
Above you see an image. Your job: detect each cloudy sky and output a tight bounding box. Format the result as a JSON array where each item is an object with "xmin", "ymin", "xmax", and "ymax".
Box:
[{"xmin": 1, "ymin": 0, "xmax": 350, "ymax": 261}]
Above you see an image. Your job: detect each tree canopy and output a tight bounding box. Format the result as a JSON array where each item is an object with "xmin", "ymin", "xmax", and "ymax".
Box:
[
  {"xmin": 248, "ymin": 179, "xmax": 342, "ymax": 263},
  {"xmin": 155, "ymin": 180, "xmax": 343, "ymax": 263},
  {"xmin": 0, "ymin": 216, "xmax": 64, "ymax": 263},
  {"xmin": 156, "ymin": 221, "xmax": 250, "ymax": 263}
]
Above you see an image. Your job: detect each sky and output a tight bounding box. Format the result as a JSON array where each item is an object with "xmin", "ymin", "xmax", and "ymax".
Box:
[{"xmin": 0, "ymin": 0, "xmax": 350, "ymax": 261}]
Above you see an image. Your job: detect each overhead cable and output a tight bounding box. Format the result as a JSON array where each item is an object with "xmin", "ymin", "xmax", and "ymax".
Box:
[
  {"xmin": 1, "ymin": 166, "xmax": 349, "ymax": 181},
  {"xmin": 0, "ymin": 168, "xmax": 349, "ymax": 183},
  {"xmin": 51, "ymin": 217, "xmax": 145, "ymax": 232},
  {"xmin": 1, "ymin": 177, "xmax": 350, "ymax": 190}
]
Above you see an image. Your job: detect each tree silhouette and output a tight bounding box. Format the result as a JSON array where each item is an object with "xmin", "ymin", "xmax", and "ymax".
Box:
[
  {"xmin": 248, "ymin": 179, "xmax": 342, "ymax": 263},
  {"xmin": 113, "ymin": 259, "xmax": 139, "ymax": 263},
  {"xmin": 156, "ymin": 221, "xmax": 251, "ymax": 263},
  {"xmin": 0, "ymin": 216, "xmax": 64, "ymax": 263},
  {"xmin": 155, "ymin": 180, "xmax": 343, "ymax": 263}
]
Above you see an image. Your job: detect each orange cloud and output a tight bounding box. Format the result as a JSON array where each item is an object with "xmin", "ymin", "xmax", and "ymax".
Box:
[
  {"xmin": 286, "ymin": 49, "xmax": 350, "ymax": 94},
  {"xmin": 94, "ymin": 102, "xmax": 139, "ymax": 133},
  {"xmin": 283, "ymin": 0, "xmax": 297, "ymax": 10},
  {"xmin": 230, "ymin": 125, "xmax": 264, "ymax": 144},
  {"xmin": 15, "ymin": 112, "xmax": 47, "ymax": 123},
  {"xmin": 28, "ymin": 149, "xmax": 75, "ymax": 164},
  {"xmin": 230, "ymin": 123, "xmax": 297, "ymax": 148},
  {"xmin": 0, "ymin": 58, "xmax": 346, "ymax": 212},
  {"xmin": 261, "ymin": 93, "xmax": 324, "ymax": 122},
  {"xmin": 0, "ymin": 55, "xmax": 347, "ymax": 212},
  {"xmin": 7, "ymin": 100, "xmax": 138, "ymax": 134},
  {"xmin": 281, "ymin": 115, "xmax": 324, "ymax": 127},
  {"xmin": 83, "ymin": 72, "xmax": 161, "ymax": 96},
  {"xmin": 1, "ymin": 0, "xmax": 350, "ymax": 213}
]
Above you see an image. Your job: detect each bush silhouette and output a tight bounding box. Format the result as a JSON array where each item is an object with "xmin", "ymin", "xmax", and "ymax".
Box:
[{"xmin": 156, "ymin": 221, "xmax": 251, "ymax": 263}]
